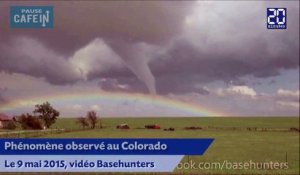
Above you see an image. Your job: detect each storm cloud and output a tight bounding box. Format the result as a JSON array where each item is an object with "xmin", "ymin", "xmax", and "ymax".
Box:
[
  {"xmin": 149, "ymin": 1, "xmax": 299, "ymax": 94},
  {"xmin": 0, "ymin": 88, "xmax": 8, "ymax": 104},
  {"xmin": 0, "ymin": 1, "xmax": 299, "ymax": 94},
  {"xmin": 0, "ymin": 1, "xmax": 192, "ymax": 91}
]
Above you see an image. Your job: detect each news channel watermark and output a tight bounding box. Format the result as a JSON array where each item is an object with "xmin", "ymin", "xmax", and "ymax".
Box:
[
  {"xmin": 267, "ymin": 8, "xmax": 287, "ymax": 29},
  {"xmin": 10, "ymin": 6, "xmax": 53, "ymax": 28}
]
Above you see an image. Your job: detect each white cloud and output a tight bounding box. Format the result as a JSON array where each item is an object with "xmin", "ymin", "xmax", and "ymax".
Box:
[
  {"xmin": 275, "ymin": 89, "xmax": 299, "ymax": 108},
  {"xmin": 117, "ymin": 84, "xmax": 130, "ymax": 90},
  {"xmin": 72, "ymin": 104, "xmax": 83, "ymax": 110},
  {"xmin": 277, "ymin": 101, "xmax": 299, "ymax": 108},
  {"xmin": 277, "ymin": 89, "xmax": 299, "ymax": 97},
  {"xmin": 69, "ymin": 38, "xmax": 125, "ymax": 79},
  {"xmin": 18, "ymin": 100, "xmax": 39, "ymax": 107},
  {"xmin": 217, "ymin": 85, "xmax": 257, "ymax": 97},
  {"xmin": 90, "ymin": 105, "xmax": 101, "ymax": 112}
]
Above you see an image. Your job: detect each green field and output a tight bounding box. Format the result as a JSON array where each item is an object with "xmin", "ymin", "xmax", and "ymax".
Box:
[{"xmin": 1, "ymin": 117, "xmax": 299, "ymax": 174}]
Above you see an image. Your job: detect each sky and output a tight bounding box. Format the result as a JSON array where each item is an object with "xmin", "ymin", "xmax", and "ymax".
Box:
[{"xmin": 0, "ymin": 1, "xmax": 299, "ymax": 117}]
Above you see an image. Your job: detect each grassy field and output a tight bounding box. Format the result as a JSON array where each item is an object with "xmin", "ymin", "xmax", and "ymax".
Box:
[{"xmin": 1, "ymin": 117, "xmax": 299, "ymax": 174}]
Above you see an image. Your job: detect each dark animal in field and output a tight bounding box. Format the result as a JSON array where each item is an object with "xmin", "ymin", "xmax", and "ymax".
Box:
[
  {"xmin": 164, "ymin": 127, "xmax": 175, "ymax": 131},
  {"xmin": 289, "ymin": 127, "xmax": 300, "ymax": 132},
  {"xmin": 184, "ymin": 126, "xmax": 202, "ymax": 130}
]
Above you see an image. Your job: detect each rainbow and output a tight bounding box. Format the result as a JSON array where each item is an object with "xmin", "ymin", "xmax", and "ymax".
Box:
[{"xmin": 0, "ymin": 92, "xmax": 226, "ymax": 116}]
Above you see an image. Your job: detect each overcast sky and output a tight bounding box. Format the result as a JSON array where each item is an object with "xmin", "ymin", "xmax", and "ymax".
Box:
[{"xmin": 0, "ymin": 1, "xmax": 299, "ymax": 117}]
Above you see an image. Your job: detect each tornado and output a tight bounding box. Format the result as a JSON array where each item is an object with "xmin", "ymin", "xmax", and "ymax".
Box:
[{"xmin": 107, "ymin": 40, "xmax": 156, "ymax": 95}]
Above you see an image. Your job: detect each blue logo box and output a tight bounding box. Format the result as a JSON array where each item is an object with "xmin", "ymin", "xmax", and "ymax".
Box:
[
  {"xmin": 267, "ymin": 8, "xmax": 287, "ymax": 29},
  {"xmin": 10, "ymin": 6, "xmax": 53, "ymax": 28}
]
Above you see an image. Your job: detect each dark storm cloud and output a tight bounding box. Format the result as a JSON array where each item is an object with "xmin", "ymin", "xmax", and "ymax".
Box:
[
  {"xmin": 155, "ymin": 73, "xmax": 211, "ymax": 95},
  {"xmin": 0, "ymin": 1, "xmax": 193, "ymax": 89},
  {"xmin": 98, "ymin": 76, "xmax": 211, "ymax": 95},
  {"xmin": 0, "ymin": 1, "xmax": 299, "ymax": 95},
  {"xmin": 0, "ymin": 1, "xmax": 192, "ymax": 54},
  {"xmin": 0, "ymin": 94, "xmax": 5, "ymax": 104},
  {"xmin": 98, "ymin": 78, "xmax": 148, "ymax": 94},
  {"xmin": 0, "ymin": 37, "xmax": 82, "ymax": 85},
  {"xmin": 150, "ymin": 34, "xmax": 299, "ymax": 90},
  {"xmin": 147, "ymin": 1, "xmax": 299, "ymax": 93},
  {"xmin": 0, "ymin": 88, "xmax": 8, "ymax": 104}
]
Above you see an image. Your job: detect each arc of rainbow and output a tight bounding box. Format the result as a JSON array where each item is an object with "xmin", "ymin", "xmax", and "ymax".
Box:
[{"xmin": 0, "ymin": 92, "xmax": 226, "ymax": 116}]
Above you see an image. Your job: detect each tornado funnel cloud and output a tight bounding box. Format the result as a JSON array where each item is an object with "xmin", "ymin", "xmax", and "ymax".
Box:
[
  {"xmin": 107, "ymin": 41, "xmax": 157, "ymax": 95},
  {"xmin": 127, "ymin": 58, "xmax": 156, "ymax": 95}
]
